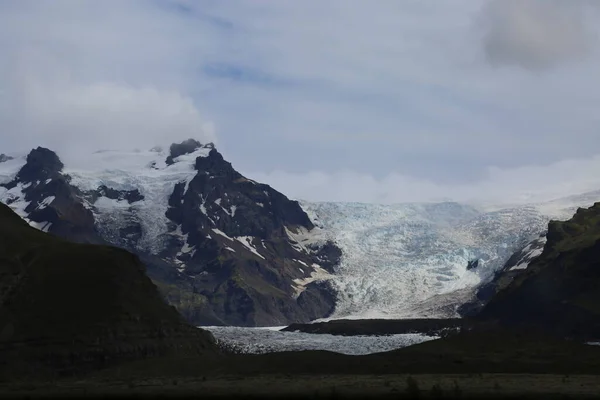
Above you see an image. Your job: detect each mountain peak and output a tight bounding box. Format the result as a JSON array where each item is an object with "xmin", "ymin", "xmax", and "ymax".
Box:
[
  {"xmin": 0, "ymin": 154, "xmax": 13, "ymax": 163},
  {"xmin": 17, "ymin": 147, "xmax": 64, "ymax": 182},
  {"xmin": 166, "ymin": 139, "xmax": 215, "ymax": 165}
]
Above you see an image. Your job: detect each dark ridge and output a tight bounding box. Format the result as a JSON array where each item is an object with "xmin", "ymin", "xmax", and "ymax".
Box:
[
  {"xmin": 0, "ymin": 202, "xmax": 217, "ymax": 379},
  {"xmin": 0, "ymin": 154, "xmax": 12, "ymax": 163},
  {"xmin": 478, "ymin": 202, "xmax": 600, "ymax": 341},
  {"xmin": 96, "ymin": 185, "xmax": 144, "ymax": 203},
  {"xmin": 16, "ymin": 147, "xmax": 64, "ymax": 182},
  {"xmin": 166, "ymin": 139, "xmax": 213, "ymax": 165}
]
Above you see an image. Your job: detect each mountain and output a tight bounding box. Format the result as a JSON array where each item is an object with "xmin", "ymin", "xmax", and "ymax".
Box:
[
  {"xmin": 0, "ymin": 202, "xmax": 217, "ymax": 378},
  {"xmin": 3, "ymin": 142, "xmax": 599, "ymax": 326},
  {"xmin": 478, "ymin": 202, "xmax": 600, "ymax": 340},
  {"xmin": 0, "ymin": 142, "xmax": 341, "ymax": 327}
]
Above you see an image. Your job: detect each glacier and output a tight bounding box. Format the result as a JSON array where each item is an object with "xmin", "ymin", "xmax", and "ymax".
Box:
[
  {"xmin": 300, "ymin": 199, "xmax": 588, "ymax": 320},
  {"xmin": 204, "ymin": 326, "xmax": 437, "ymax": 355}
]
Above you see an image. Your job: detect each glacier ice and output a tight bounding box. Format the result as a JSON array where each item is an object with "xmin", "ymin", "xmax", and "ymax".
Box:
[
  {"xmin": 300, "ymin": 201, "xmax": 581, "ymax": 320},
  {"xmin": 204, "ymin": 326, "xmax": 437, "ymax": 355}
]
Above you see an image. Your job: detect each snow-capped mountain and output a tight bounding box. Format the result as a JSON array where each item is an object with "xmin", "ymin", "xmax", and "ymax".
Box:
[
  {"xmin": 1, "ymin": 141, "xmax": 597, "ymax": 325},
  {"xmin": 0, "ymin": 141, "xmax": 341, "ymax": 326}
]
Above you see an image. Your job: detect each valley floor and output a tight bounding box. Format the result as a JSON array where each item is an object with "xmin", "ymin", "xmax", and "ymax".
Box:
[{"xmin": 3, "ymin": 374, "xmax": 600, "ymax": 398}]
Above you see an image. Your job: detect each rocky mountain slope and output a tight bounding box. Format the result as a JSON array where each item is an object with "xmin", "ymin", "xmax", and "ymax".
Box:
[
  {"xmin": 479, "ymin": 202, "xmax": 600, "ymax": 340},
  {"xmin": 0, "ymin": 141, "xmax": 341, "ymax": 326},
  {"xmin": 0, "ymin": 202, "xmax": 217, "ymax": 378}
]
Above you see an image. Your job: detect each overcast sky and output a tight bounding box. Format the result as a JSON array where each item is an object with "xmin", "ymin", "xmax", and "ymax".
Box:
[{"xmin": 1, "ymin": 0, "xmax": 600, "ymax": 204}]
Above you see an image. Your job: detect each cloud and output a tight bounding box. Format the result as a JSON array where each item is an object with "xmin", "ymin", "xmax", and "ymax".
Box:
[
  {"xmin": 3, "ymin": 67, "xmax": 215, "ymax": 161},
  {"xmin": 481, "ymin": 0, "xmax": 598, "ymax": 70},
  {"xmin": 0, "ymin": 1, "xmax": 215, "ymax": 161},
  {"xmin": 2, "ymin": 1, "xmax": 600, "ymax": 204},
  {"xmin": 248, "ymin": 154, "xmax": 600, "ymax": 205}
]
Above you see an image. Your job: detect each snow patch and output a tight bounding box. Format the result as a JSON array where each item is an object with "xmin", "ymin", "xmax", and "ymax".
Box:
[
  {"xmin": 199, "ymin": 194, "xmax": 208, "ymax": 215},
  {"xmin": 292, "ymin": 264, "xmax": 333, "ymax": 299},
  {"xmin": 0, "ymin": 182, "xmax": 31, "ymax": 218},
  {"xmin": 180, "ymin": 241, "xmax": 195, "ymax": 254},
  {"xmin": 294, "ymin": 259, "xmax": 310, "ymax": 268},
  {"xmin": 29, "ymin": 221, "xmax": 52, "ymax": 232},
  {"xmin": 284, "ymin": 225, "xmax": 329, "ymax": 254},
  {"xmin": 235, "ymin": 236, "xmax": 265, "ymax": 260},
  {"xmin": 35, "ymin": 196, "xmax": 55, "ymax": 210},
  {"xmin": 212, "ymin": 228, "xmax": 234, "ymax": 241},
  {"xmin": 509, "ymin": 237, "xmax": 547, "ymax": 271}
]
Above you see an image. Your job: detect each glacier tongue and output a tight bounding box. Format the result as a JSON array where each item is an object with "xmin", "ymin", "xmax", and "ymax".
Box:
[{"xmin": 300, "ymin": 201, "xmax": 555, "ymax": 319}]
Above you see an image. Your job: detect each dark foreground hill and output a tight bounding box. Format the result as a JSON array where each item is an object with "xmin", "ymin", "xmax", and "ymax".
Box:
[
  {"xmin": 479, "ymin": 202, "xmax": 600, "ymax": 340},
  {"xmin": 0, "ymin": 202, "xmax": 217, "ymax": 379}
]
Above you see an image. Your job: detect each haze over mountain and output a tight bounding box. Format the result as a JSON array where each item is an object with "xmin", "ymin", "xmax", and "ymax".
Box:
[{"xmin": 2, "ymin": 1, "xmax": 600, "ymax": 204}]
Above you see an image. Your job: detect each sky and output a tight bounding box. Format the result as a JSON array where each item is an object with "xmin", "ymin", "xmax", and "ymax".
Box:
[{"xmin": 1, "ymin": 0, "xmax": 600, "ymax": 204}]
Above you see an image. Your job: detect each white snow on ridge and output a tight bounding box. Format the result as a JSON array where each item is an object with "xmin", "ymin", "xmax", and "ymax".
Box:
[
  {"xmin": 235, "ymin": 236, "xmax": 265, "ymax": 260},
  {"xmin": 35, "ymin": 196, "xmax": 55, "ymax": 210},
  {"xmin": 0, "ymin": 182, "xmax": 31, "ymax": 218},
  {"xmin": 509, "ymin": 236, "xmax": 547, "ymax": 271},
  {"xmin": 29, "ymin": 221, "xmax": 52, "ymax": 232},
  {"xmin": 212, "ymin": 228, "xmax": 234, "ymax": 241},
  {"xmin": 285, "ymin": 225, "xmax": 330, "ymax": 253},
  {"xmin": 65, "ymin": 146, "xmax": 211, "ymax": 253}
]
